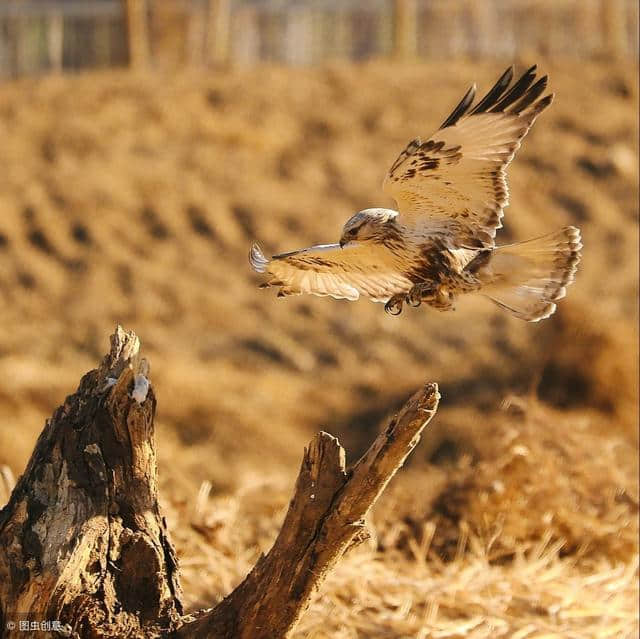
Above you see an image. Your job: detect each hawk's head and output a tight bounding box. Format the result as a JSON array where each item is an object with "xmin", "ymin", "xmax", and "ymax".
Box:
[{"xmin": 339, "ymin": 208, "xmax": 399, "ymax": 248}]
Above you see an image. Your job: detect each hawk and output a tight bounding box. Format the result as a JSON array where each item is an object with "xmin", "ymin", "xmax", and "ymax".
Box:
[{"xmin": 250, "ymin": 65, "xmax": 582, "ymax": 321}]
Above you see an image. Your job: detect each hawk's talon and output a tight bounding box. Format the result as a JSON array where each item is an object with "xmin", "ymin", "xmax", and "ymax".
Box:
[
  {"xmin": 408, "ymin": 283, "xmax": 436, "ymax": 307},
  {"xmin": 385, "ymin": 295, "xmax": 405, "ymax": 316},
  {"xmin": 407, "ymin": 283, "xmax": 456, "ymax": 312}
]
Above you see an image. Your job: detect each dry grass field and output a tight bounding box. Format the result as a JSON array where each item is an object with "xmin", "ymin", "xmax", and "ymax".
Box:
[{"xmin": 0, "ymin": 59, "xmax": 637, "ymax": 637}]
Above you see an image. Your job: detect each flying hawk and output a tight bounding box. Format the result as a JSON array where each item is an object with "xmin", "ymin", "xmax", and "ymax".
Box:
[{"xmin": 250, "ymin": 65, "xmax": 582, "ymax": 321}]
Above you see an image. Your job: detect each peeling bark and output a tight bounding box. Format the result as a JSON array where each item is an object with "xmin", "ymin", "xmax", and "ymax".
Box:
[{"xmin": 0, "ymin": 327, "xmax": 439, "ymax": 639}]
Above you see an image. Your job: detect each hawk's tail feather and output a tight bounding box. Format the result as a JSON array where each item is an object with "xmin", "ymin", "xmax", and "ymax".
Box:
[{"xmin": 481, "ymin": 226, "xmax": 582, "ymax": 322}]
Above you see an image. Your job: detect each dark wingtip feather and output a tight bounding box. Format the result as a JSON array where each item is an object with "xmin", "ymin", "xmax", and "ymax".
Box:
[
  {"xmin": 490, "ymin": 64, "xmax": 538, "ymax": 113},
  {"xmin": 532, "ymin": 93, "xmax": 554, "ymax": 115},
  {"xmin": 439, "ymin": 65, "xmax": 552, "ymax": 129},
  {"xmin": 249, "ymin": 243, "xmax": 269, "ymax": 273},
  {"xmin": 439, "ymin": 84, "xmax": 476, "ymax": 129},
  {"xmin": 509, "ymin": 75, "xmax": 548, "ymax": 114},
  {"xmin": 469, "ymin": 65, "xmax": 514, "ymax": 115}
]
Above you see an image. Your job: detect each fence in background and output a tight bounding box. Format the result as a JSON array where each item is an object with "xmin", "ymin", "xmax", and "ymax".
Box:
[
  {"xmin": 0, "ymin": 0, "xmax": 637, "ymax": 78},
  {"xmin": 0, "ymin": 1, "xmax": 126, "ymax": 75}
]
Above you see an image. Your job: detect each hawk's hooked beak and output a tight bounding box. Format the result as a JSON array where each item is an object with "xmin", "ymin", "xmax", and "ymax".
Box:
[{"xmin": 339, "ymin": 238, "xmax": 346, "ymax": 248}]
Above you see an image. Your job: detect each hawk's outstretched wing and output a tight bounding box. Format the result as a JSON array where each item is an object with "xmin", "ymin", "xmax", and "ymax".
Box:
[
  {"xmin": 383, "ymin": 65, "xmax": 553, "ymax": 249},
  {"xmin": 249, "ymin": 243, "xmax": 412, "ymax": 303}
]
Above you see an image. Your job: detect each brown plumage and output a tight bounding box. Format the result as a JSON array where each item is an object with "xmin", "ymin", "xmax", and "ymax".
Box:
[{"xmin": 250, "ymin": 65, "xmax": 582, "ymax": 322}]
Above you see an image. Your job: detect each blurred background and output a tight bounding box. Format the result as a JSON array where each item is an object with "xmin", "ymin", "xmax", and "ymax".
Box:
[
  {"xmin": 0, "ymin": 0, "xmax": 638, "ymax": 73},
  {"xmin": 0, "ymin": 1, "xmax": 638, "ymax": 637}
]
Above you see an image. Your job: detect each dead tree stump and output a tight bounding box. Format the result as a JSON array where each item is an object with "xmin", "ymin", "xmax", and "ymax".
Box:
[
  {"xmin": 0, "ymin": 327, "xmax": 439, "ymax": 638},
  {"xmin": 0, "ymin": 327, "xmax": 181, "ymax": 638}
]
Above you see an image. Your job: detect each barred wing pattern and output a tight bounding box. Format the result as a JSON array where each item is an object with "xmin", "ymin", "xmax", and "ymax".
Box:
[
  {"xmin": 383, "ymin": 65, "xmax": 553, "ymax": 249},
  {"xmin": 249, "ymin": 243, "xmax": 412, "ymax": 303}
]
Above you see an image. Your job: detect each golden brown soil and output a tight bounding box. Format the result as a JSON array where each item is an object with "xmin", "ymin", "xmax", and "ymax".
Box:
[{"xmin": 0, "ymin": 60, "xmax": 637, "ymax": 637}]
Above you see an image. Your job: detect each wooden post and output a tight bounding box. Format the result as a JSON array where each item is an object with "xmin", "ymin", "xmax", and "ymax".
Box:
[
  {"xmin": 125, "ymin": 0, "xmax": 151, "ymax": 70},
  {"xmin": 207, "ymin": 0, "xmax": 231, "ymax": 66},
  {"xmin": 187, "ymin": 0, "xmax": 207, "ymax": 67},
  {"xmin": 602, "ymin": 0, "xmax": 628, "ymax": 59},
  {"xmin": 47, "ymin": 11, "xmax": 64, "ymax": 73},
  {"xmin": 234, "ymin": 6, "xmax": 259, "ymax": 66},
  {"xmin": 284, "ymin": 8, "xmax": 312, "ymax": 66},
  {"xmin": 377, "ymin": 2, "xmax": 394, "ymax": 58},
  {"xmin": 468, "ymin": 0, "xmax": 494, "ymax": 58},
  {"xmin": 393, "ymin": 0, "xmax": 417, "ymax": 60},
  {"xmin": 574, "ymin": 0, "xmax": 595, "ymax": 58}
]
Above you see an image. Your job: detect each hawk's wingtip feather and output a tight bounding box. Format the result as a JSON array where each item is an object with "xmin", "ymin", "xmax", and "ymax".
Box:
[{"xmin": 439, "ymin": 84, "xmax": 477, "ymax": 129}]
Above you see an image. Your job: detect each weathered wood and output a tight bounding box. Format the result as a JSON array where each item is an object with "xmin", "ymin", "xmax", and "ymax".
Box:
[
  {"xmin": 125, "ymin": 0, "xmax": 151, "ymax": 70},
  {"xmin": 0, "ymin": 327, "xmax": 182, "ymax": 638},
  {"xmin": 46, "ymin": 11, "xmax": 64, "ymax": 73},
  {"xmin": 177, "ymin": 383, "xmax": 440, "ymax": 638},
  {"xmin": 393, "ymin": 0, "xmax": 417, "ymax": 60},
  {"xmin": 207, "ymin": 0, "xmax": 231, "ymax": 66},
  {"xmin": 187, "ymin": 0, "xmax": 207, "ymax": 67},
  {"xmin": 233, "ymin": 6, "xmax": 260, "ymax": 66},
  {"xmin": 602, "ymin": 0, "xmax": 628, "ymax": 60},
  {"xmin": 0, "ymin": 326, "xmax": 439, "ymax": 638}
]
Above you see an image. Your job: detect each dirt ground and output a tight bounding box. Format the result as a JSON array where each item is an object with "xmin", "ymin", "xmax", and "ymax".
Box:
[{"xmin": 0, "ymin": 60, "xmax": 637, "ymax": 637}]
